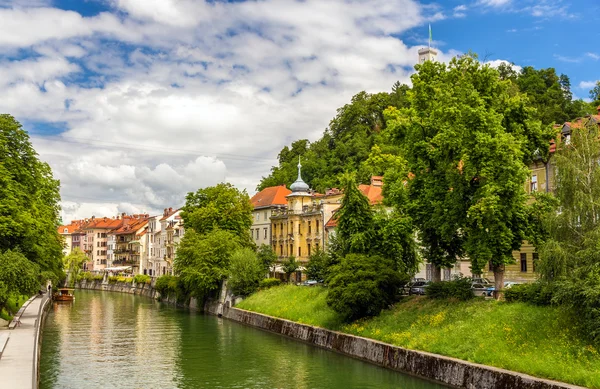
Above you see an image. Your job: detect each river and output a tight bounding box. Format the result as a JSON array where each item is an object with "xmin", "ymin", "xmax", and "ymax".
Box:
[{"xmin": 40, "ymin": 290, "xmax": 446, "ymax": 389}]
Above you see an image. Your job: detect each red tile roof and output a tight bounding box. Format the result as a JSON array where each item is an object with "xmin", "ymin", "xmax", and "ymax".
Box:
[
  {"xmin": 251, "ymin": 185, "xmax": 291, "ymax": 209},
  {"xmin": 358, "ymin": 184, "xmax": 383, "ymax": 205}
]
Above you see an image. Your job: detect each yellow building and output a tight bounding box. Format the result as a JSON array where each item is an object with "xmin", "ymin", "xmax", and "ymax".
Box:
[{"xmin": 270, "ymin": 160, "xmax": 342, "ymax": 282}]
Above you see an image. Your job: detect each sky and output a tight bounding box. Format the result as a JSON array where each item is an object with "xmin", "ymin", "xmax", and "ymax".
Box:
[{"xmin": 0, "ymin": 0, "xmax": 598, "ymax": 223}]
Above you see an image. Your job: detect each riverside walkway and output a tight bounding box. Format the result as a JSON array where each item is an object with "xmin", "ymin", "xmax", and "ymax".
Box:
[{"xmin": 0, "ymin": 293, "xmax": 50, "ymax": 389}]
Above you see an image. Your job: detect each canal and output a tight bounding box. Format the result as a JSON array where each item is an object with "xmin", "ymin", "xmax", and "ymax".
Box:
[{"xmin": 40, "ymin": 290, "xmax": 446, "ymax": 389}]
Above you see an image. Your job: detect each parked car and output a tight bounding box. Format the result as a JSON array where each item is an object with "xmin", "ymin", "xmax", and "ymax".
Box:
[
  {"xmin": 472, "ymin": 282, "xmax": 494, "ymax": 297},
  {"xmin": 408, "ymin": 281, "xmax": 430, "ymax": 295},
  {"xmin": 472, "ymin": 277, "xmax": 493, "ymax": 285},
  {"xmin": 301, "ymin": 280, "xmax": 320, "ymax": 286},
  {"xmin": 503, "ymin": 281, "xmax": 520, "ymax": 289}
]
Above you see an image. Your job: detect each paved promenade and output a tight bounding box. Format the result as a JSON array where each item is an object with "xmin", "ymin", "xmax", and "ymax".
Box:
[{"xmin": 0, "ymin": 294, "xmax": 49, "ymax": 389}]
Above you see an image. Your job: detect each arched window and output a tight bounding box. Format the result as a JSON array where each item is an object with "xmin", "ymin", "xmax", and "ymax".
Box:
[{"xmin": 64, "ymin": 228, "xmax": 68, "ymax": 233}]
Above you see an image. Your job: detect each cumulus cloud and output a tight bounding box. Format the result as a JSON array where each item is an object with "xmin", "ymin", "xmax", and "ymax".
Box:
[
  {"xmin": 0, "ymin": 0, "xmax": 479, "ymax": 223},
  {"xmin": 579, "ymin": 80, "xmax": 598, "ymax": 89}
]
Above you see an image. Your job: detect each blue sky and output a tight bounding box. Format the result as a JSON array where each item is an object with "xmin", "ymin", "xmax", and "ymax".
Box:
[{"xmin": 0, "ymin": 0, "xmax": 597, "ymax": 222}]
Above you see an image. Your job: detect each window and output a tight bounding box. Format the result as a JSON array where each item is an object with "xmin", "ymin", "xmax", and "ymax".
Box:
[
  {"xmin": 520, "ymin": 253, "xmax": 527, "ymax": 272},
  {"xmin": 280, "ymin": 245, "xmax": 283, "ymax": 256},
  {"xmin": 97, "ymin": 250, "xmax": 100, "ymax": 255},
  {"xmin": 307, "ymin": 244, "xmax": 311, "ymax": 257},
  {"xmin": 298, "ymin": 222, "xmax": 302, "ymax": 235},
  {"xmin": 316, "ymin": 220, "xmax": 319, "ymax": 233},
  {"xmin": 531, "ymin": 175, "xmax": 538, "ymax": 192},
  {"xmin": 64, "ymin": 228, "xmax": 68, "ymax": 233},
  {"xmin": 256, "ymin": 213, "xmax": 259, "ymax": 221},
  {"xmin": 308, "ymin": 221, "xmax": 311, "ymax": 234},
  {"xmin": 256, "ymin": 229, "xmax": 259, "ymax": 240},
  {"xmin": 263, "ymin": 228, "xmax": 267, "ymax": 239},
  {"xmin": 298, "ymin": 247, "xmax": 301, "ymax": 257},
  {"xmin": 264, "ymin": 211, "xmax": 267, "ymax": 221},
  {"xmin": 97, "ymin": 233, "xmax": 100, "ymax": 238},
  {"xmin": 533, "ymin": 252, "xmax": 539, "ymax": 271}
]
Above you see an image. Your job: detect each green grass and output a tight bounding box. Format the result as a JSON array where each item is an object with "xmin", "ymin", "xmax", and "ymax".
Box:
[{"xmin": 237, "ymin": 285, "xmax": 600, "ymax": 388}]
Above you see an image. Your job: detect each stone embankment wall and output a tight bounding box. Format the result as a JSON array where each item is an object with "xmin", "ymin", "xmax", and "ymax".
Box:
[
  {"xmin": 76, "ymin": 280, "xmax": 158, "ymax": 299},
  {"xmin": 206, "ymin": 303, "xmax": 584, "ymax": 389},
  {"xmin": 75, "ymin": 281, "xmax": 203, "ymax": 310}
]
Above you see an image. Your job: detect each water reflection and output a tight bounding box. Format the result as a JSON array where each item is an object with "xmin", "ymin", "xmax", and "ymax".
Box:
[{"xmin": 41, "ymin": 290, "xmax": 445, "ymax": 389}]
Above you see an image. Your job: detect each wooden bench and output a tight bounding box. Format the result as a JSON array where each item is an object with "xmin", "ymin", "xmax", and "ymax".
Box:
[{"xmin": 0, "ymin": 332, "xmax": 9, "ymax": 359}]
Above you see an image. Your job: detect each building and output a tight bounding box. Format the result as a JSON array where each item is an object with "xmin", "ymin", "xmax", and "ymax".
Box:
[
  {"xmin": 57, "ymin": 220, "xmax": 86, "ymax": 256},
  {"xmin": 110, "ymin": 215, "xmax": 149, "ymax": 274},
  {"xmin": 250, "ymin": 185, "xmax": 291, "ymax": 247},
  {"xmin": 145, "ymin": 208, "xmax": 180, "ymax": 277}
]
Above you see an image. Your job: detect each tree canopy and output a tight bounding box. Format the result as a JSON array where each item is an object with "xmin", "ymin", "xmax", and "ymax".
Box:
[{"xmin": 0, "ymin": 115, "xmax": 63, "ymax": 275}]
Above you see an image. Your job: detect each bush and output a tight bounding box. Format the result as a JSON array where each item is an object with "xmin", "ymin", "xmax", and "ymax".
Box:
[
  {"xmin": 92, "ymin": 275, "xmax": 104, "ymax": 282},
  {"xmin": 134, "ymin": 274, "xmax": 151, "ymax": 285},
  {"xmin": 77, "ymin": 272, "xmax": 94, "ymax": 283},
  {"xmin": 116, "ymin": 276, "xmax": 133, "ymax": 283},
  {"xmin": 259, "ymin": 278, "xmax": 281, "ymax": 289},
  {"xmin": 108, "ymin": 276, "xmax": 118, "ymax": 284},
  {"xmin": 155, "ymin": 275, "xmax": 179, "ymax": 298},
  {"xmin": 504, "ymin": 282, "xmax": 554, "ymax": 305},
  {"xmin": 228, "ymin": 248, "xmax": 265, "ymax": 296},
  {"xmin": 326, "ymin": 254, "xmax": 402, "ymax": 322},
  {"xmin": 306, "ymin": 249, "xmax": 330, "ymax": 281},
  {"xmin": 426, "ymin": 277, "xmax": 474, "ymax": 301}
]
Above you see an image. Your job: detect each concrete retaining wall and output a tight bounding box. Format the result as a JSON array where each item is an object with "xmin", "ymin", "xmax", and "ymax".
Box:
[
  {"xmin": 34, "ymin": 294, "xmax": 52, "ymax": 389},
  {"xmin": 207, "ymin": 303, "xmax": 584, "ymax": 389}
]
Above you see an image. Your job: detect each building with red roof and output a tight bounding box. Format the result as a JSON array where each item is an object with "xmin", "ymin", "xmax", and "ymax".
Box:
[{"xmin": 250, "ymin": 185, "xmax": 291, "ymax": 247}]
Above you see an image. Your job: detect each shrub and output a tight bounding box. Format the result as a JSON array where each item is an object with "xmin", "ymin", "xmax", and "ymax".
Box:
[
  {"xmin": 306, "ymin": 249, "xmax": 330, "ymax": 281},
  {"xmin": 92, "ymin": 275, "xmax": 104, "ymax": 282},
  {"xmin": 426, "ymin": 277, "xmax": 474, "ymax": 301},
  {"xmin": 108, "ymin": 276, "xmax": 118, "ymax": 284},
  {"xmin": 77, "ymin": 272, "xmax": 94, "ymax": 283},
  {"xmin": 259, "ymin": 278, "xmax": 281, "ymax": 289},
  {"xmin": 134, "ymin": 274, "xmax": 151, "ymax": 285},
  {"xmin": 504, "ymin": 282, "xmax": 554, "ymax": 305},
  {"xmin": 116, "ymin": 276, "xmax": 133, "ymax": 283},
  {"xmin": 326, "ymin": 254, "xmax": 402, "ymax": 322},
  {"xmin": 228, "ymin": 247, "xmax": 265, "ymax": 296},
  {"xmin": 155, "ymin": 275, "xmax": 179, "ymax": 298}
]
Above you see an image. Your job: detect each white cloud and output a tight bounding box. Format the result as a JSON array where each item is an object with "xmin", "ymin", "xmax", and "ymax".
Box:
[
  {"xmin": 586, "ymin": 52, "xmax": 600, "ymax": 60},
  {"xmin": 478, "ymin": 0, "xmax": 512, "ymax": 7},
  {"xmin": 485, "ymin": 59, "xmax": 522, "ymax": 73},
  {"xmin": 579, "ymin": 80, "xmax": 598, "ymax": 89},
  {"xmin": 0, "ymin": 0, "xmax": 459, "ymax": 223}
]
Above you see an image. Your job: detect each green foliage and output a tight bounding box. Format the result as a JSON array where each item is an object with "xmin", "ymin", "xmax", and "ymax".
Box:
[
  {"xmin": 154, "ymin": 275, "xmax": 177, "ymax": 296},
  {"xmin": 425, "ymin": 277, "xmax": 474, "ymax": 301},
  {"xmin": 175, "ymin": 229, "xmax": 241, "ymax": 296},
  {"xmin": 108, "ymin": 276, "xmax": 118, "ymax": 284},
  {"xmin": 372, "ymin": 210, "xmax": 420, "ymax": 275},
  {"xmin": 385, "ymin": 55, "xmax": 552, "ymax": 286},
  {"xmin": 504, "ymin": 282, "xmax": 554, "ymax": 305},
  {"xmin": 63, "ymin": 248, "xmax": 87, "ymax": 287},
  {"xmin": 281, "ymin": 256, "xmax": 299, "ymax": 283},
  {"xmin": 258, "ymin": 90, "xmax": 406, "ymax": 192},
  {"xmin": 326, "ymin": 254, "xmax": 402, "ymax": 322},
  {"xmin": 257, "ymin": 244, "xmax": 277, "ymax": 272},
  {"xmin": 258, "ymin": 278, "xmax": 281, "ymax": 289},
  {"xmin": 180, "ymin": 183, "xmax": 253, "ymax": 241},
  {"xmin": 134, "ymin": 274, "xmax": 151, "ymax": 285},
  {"xmin": 591, "ymin": 81, "xmax": 600, "ymax": 107},
  {"xmin": 228, "ymin": 247, "xmax": 265, "ymax": 296},
  {"xmin": 77, "ymin": 272, "xmax": 94, "ymax": 283},
  {"xmin": 335, "ymin": 172, "xmax": 375, "ymax": 255},
  {"xmin": 0, "ymin": 250, "xmax": 40, "ymax": 310},
  {"xmin": 305, "ymin": 249, "xmax": 330, "ymax": 281},
  {"xmin": 0, "ymin": 115, "xmax": 63, "ymax": 276},
  {"xmin": 116, "ymin": 276, "xmax": 133, "ymax": 283},
  {"xmin": 39, "ymin": 270, "xmax": 59, "ymax": 287},
  {"xmin": 92, "ymin": 274, "xmax": 103, "ymax": 282}
]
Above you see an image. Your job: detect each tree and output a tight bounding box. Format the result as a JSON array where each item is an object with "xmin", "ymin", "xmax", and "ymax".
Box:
[
  {"xmin": 281, "ymin": 256, "xmax": 299, "ymax": 283},
  {"xmin": 372, "ymin": 210, "xmax": 420, "ymax": 275},
  {"xmin": 257, "ymin": 244, "xmax": 277, "ymax": 273},
  {"xmin": 0, "ymin": 115, "xmax": 63, "ymax": 277},
  {"xmin": 590, "ymin": 81, "xmax": 600, "ymax": 107},
  {"xmin": 228, "ymin": 247, "xmax": 265, "ymax": 296},
  {"xmin": 0, "ymin": 250, "xmax": 40, "ymax": 311},
  {"xmin": 175, "ymin": 229, "xmax": 241, "ymax": 297},
  {"xmin": 305, "ymin": 248, "xmax": 329, "ymax": 281},
  {"xmin": 181, "ymin": 183, "xmax": 253, "ymax": 242},
  {"xmin": 385, "ymin": 55, "xmax": 553, "ymax": 292},
  {"xmin": 335, "ymin": 172, "xmax": 375, "ymax": 256},
  {"xmin": 63, "ymin": 248, "xmax": 87, "ymax": 287},
  {"xmin": 326, "ymin": 254, "xmax": 402, "ymax": 322}
]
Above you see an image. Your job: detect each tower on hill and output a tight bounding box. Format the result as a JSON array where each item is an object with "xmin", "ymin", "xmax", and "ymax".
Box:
[{"xmin": 418, "ymin": 23, "xmax": 438, "ymax": 64}]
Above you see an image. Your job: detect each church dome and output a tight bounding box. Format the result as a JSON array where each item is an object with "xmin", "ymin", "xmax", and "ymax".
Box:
[{"xmin": 290, "ymin": 157, "xmax": 310, "ymax": 193}]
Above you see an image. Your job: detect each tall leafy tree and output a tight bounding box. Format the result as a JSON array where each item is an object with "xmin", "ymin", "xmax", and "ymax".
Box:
[
  {"xmin": 0, "ymin": 115, "xmax": 63, "ymax": 277},
  {"xmin": 385, "ymin": 55, "xmax": 552, "ymax": 290},
  {"xmin": 63, "ymin": 248, "xmax": 87, "ymax": 287},
  {"xmin": 0, "ymin": 250, "xmax": 40, "ymax": 312},
  {"xmin": 181, "ymin": 182, "xmax": 253, "ymax": 241},
  {"xmin": 590, "ymin": 81, "xmax": 600, "ymax": 107}
]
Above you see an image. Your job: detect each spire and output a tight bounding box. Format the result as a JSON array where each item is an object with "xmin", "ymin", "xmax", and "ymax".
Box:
[{"xmin": 290, "ymin": 156, "xmax": 310, "ymax": 193}]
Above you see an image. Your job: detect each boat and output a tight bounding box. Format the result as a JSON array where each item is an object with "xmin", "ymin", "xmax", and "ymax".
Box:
[{"xmin": 54, "ymin": 288, "xmax": 75, "ymax": 302}]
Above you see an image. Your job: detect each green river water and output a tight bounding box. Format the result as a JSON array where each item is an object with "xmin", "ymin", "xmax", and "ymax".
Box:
[{"xmin": 40, "ymin": 290, "xmax": 445, "ymax": 389}]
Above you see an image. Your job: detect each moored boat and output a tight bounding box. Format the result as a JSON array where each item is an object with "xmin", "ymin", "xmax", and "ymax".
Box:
[{"xmin": 54, "ymin": 288, "xmax": 75, "ymax": 302}]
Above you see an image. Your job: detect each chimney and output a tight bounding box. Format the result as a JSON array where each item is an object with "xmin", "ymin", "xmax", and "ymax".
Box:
[
  {"xmin": 371, "ymin": 176, "xmax": 383, "ymax": 187},
  {"xmin": 121, "ymin": 212, "xmax": 126, "ymax": 219},
  {"xmin": 164, "ymin": 208, "xmax": 168, "ymax": 216},
  {"xmin": 91, "ymin": 215, "xmax": 95, "ymax": 220},
  {"xmin": 168, "ymin": 207, "xmax": 172, "ymax": 213}
]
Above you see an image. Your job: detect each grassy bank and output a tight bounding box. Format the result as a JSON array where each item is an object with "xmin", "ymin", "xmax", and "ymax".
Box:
[{"xmin": 237, "ymin": 285, "xmax": 600, "ymax": 388}]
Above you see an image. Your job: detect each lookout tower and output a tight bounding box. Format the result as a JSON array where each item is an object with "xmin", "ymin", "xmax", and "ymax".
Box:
[{"xmin": 418, "ymin": 24, "xmax": 438, "ymax": 64}]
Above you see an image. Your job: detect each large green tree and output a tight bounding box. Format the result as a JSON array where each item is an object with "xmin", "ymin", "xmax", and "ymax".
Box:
[
  {"xmin": 181, "ymin": 182, "xmax": 253, "ymax": 241},
  {"xmin": 590, "ymin": 81, "xmax": 600, "ymax": 107},
  {"xmin": 0, "ymin": 250, "xmax": 40, "ymax": 311},
  {"xmin": 0, "ymin": 115, "xmax": 63, "ymax": 277},
  {"xmin": 385, "ymin": 55, "xmax": 553, "ymax": 291},
  {"xmin": 63, "ymin": 248, "xmax": 87, "ymax": 287}
]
